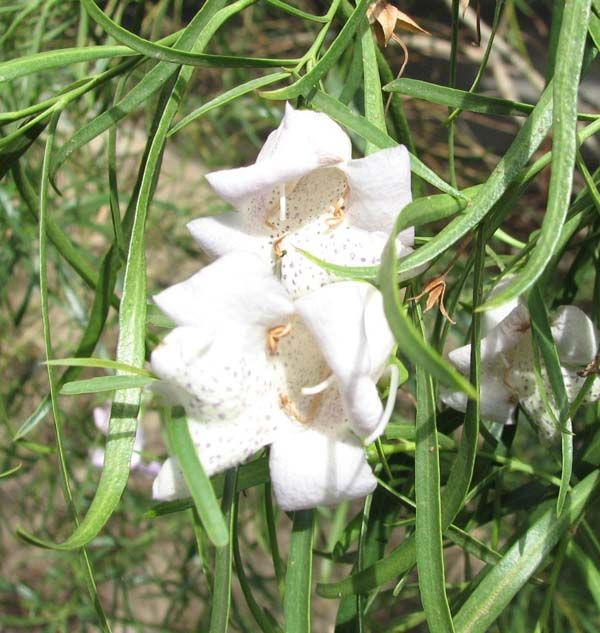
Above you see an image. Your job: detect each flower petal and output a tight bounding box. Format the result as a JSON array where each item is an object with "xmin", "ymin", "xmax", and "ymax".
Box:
[
  {"xmin": 280, "ymin": 223, "xmax": 390, "ymax": 297},
  {"xmin": 551, "ymin": 305, "xmax": 599, "ymax": 366},
  {"xmin": 153, "ymin": 404, "xmax": 287, "ymax": 501},
  {"xmin": 153, "ymin": 252, "xmax": 294, "ymax": 334},
  {"xmin": 295, "ymin": 281, "xmax": 394, "ymax": 439},
  {"xmin": 481, "ymin": 277, "xmax": 522, "ymax": 334},
  {"xmin": 340, "ymin": 146, "xmax": 412, "ymax": 235},
  {"xmin": 152, "ymin": 457, "xmax": 187, "ymax": 500},
  {"xmin": 151, "ymin": 325, "xmax": 275, "ymax": 423},
  {"xmin": 269, "ymin": 390, "xmax": 377, "ymax": 510},
  {"xmin": 205, "ymin": 104, "xmax": 351, "ymax": 210},
  {"xmin": 187, "ymin": 214, "xmax": 273, "ymax": 261}
]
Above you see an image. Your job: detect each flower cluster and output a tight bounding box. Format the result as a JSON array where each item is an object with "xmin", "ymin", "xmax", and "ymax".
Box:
[
  {"xmin": 441, "ymin": 297, "xmax": 600, "ymax": 444},
  {"xmin": 150, "ymin": 105, "xmax": 414, "ymax": 510}
]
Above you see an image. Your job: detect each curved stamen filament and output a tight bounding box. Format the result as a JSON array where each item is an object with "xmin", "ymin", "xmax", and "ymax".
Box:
[
  {"xmin": 301, "ymin": 374, "xmax": 335, "ymax": 396},
  {"xmin": 273, "ymin": 233, "xmax": 288, "ymax": 258},
  {"xmin": 279, "ymin": 183, "xmax": 287, "ymax": 222},
  {"xmin": 326, "ymin": 196, "xmax": 346, "ymax": 227},
  {"xmin": 267, "ymin": 323, "xmax": 292, "ymax": 354}
]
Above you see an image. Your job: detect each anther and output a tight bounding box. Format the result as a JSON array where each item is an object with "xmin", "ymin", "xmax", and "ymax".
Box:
[
  {"xmin": 326, "ymin": 196, "xmax": 346, "ymax": 227},
  {"xmin": 279, "ymin": 393, "xmax": 306, "ymax": 423},
  {"xmin": 267, "ymin": 323, "xmax": 292, "ymax": 354},
  {"xmin": 273, "ymin": 233, "xmax": 288, "ymax": 258}
]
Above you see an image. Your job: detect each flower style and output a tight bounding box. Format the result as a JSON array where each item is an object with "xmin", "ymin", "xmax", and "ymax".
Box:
[
  {"xmin": 90, "ymin": 402, "xmax": 161, "ymax": 476},
  {"xmin": 188, "ymin": 104, "xmax": 414, "ymax": 299},
  {"xmin": 441, "ymin": 303, "xmax": 600, "ymax": 443},
  {"xmin": 149, "ymin": 252, "xmax": 396, "ymax": 510}
]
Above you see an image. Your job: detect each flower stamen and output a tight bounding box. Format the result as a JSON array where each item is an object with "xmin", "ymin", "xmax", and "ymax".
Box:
[
  {"xmin": 267, "ymin": 323, "xmax": 292, "ymax": 354},
  {"xmin": 273, "ymin": 233, "xmax": 288, "ymax": 258},
  {"xmin": 326, "ymin": 196, "xmax": 347, "ymax": 227},
  {"xmin": 279, "ymin": 183, "xmax": 287, "ymax": 222},
  {"xmin": 301, "ymin": 374, "xmax": 335, "ymax": 396},
  {"xmin": 279, "ymin": 393, "xmax": 306, "ymax": 423}
]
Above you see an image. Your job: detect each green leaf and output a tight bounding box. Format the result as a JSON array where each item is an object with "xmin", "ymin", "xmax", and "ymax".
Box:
[
  {"xmin": 46, "ymin": 357, "xmax": 153, "ymax": 377},
  {"xmin": 233, "ymin": 494, "xmax": 283, "ymax": 633},
  {"xmin": 60, "ymin": 375, "xmax": 155, "ymax": 395},
  {"xmin": 395, "ymin": 82, "xmax": 554, "ymax": 277},
  {"xmin": 168, "ymin": 71, "xmax": 289, "ymax": 136},
  {"xmin": 0, "ymin": 45, "xmax": 137, "ymax": 83},
  {"xmin": 165, "ymin": 408, "xmax": 229, "ymax": 547},
  {"xmin": 209, "ymin": 469, "xmax": 238, "ymax": 631},
  {"xmin": 384, "ymin": 78, "xmax": 597, "ymax": 120},
  {"xmin": 379, "ymin": 213, "xmax": 477, "ymax": 398},
  {"xmin": 145, "ymin": 457, "xmax": 270, "ymax": 518},
  {"xmin": 264, "ymin": 0, "xmax": 329, "ymax": 22},
  {"xmin": 360, "ymin": 22, "xmax": 385, "ymax": 155},
  {"xmin": 453, "ymin": 471, "xmax": 600, "ymax": 633},
  {"xmin": 414, "ymin": 358, "xmax": 455, "ymax": 632},
  {"xmin": 284, "ymin": 510, "xmax": 315, "ymax": 633},
  {"xmin": 18, "ymin": 110, "xmax": 111, "ymax": 630},
  {"xmin": 51, "ymin": 0, "xmax": 231, "ymax": 175},
  {"xmin": 527, "ymin": 286, "xmax": 572, "ymax": 513},
  {"xmin": 480, "ymin": 0, "xmax": 593, "ymax": 309},
  {"xmin": 0, "ymin": 463, "xmax": 22, "ymax": 479},
  {"xmin": 81, "ymin": 0, "xmax": 298, "ymax": 69},
  {"xmin": 310, "ymin": 89, "xmax": 462, "ymax": 197},
  {"xmin": 261, "ymin": 0, "xmax": 368, "ymax": 99}
]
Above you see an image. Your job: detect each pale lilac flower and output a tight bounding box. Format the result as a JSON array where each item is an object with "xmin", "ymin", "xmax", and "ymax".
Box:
[
  {"xmin": 91, "ymin": 402, "xmax": 161, "ymax": 476},
  {"xmin": 188, "ymin": 103, "xmax": 414, "ymax": 298},
  {"xmin": 149, "ymin": 252, "xmax": 397, "ymax": 510},
  {"xmin": 441, "ymin": 304, "xmax": 600, "ymax": 443}
]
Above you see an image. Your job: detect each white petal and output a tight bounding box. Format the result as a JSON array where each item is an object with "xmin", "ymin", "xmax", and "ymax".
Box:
[
  {"xmin": 187, "ymin": 214, "xmax": 272, "ymax": 261},
  {"xmin": 479, "ymin": 304, "xmax": 531, "ymax": 363},
  {"xmin": 481, "ymin": 276, "xmax": 522, "ymax": 334},
  {"xmin": 186, "ymin": 406, "xmax": 284, "ymax": 476},
  {"xmin": 340, "ymin": 145, "xmax": 412, "ymax": 234},
  {"xmin": 269, "ymin": 391, "xmax": 376, "ymax": 510},
  {"xmin": 295, "ymin": 281, "xmax": 394, "ymax": 438},
  {"xmin": 440, "ymin": 374, "xmax": 516, "ymax": 425},
  {"xmin": 205, "ymin": 105, "xmax": 351, "ymax": 210},
  {"xmin": 152, "ymin": 405, "xmax": 286, "ymax": 501},
  {"xmin": 551, "ymin": 306, "xmax": 598, "ymax": 366},
  {"xmin": 280, "ymin": 223, "xmax": 389, "ymax": 297},
  {"xmin": 153, "ymin": 252, "xmax": 294, "ymax": 334},
  {"xmin": 151, "ymin": 325, "xmax": 275, "ymax": 423},
  {"xmin": 152, "ymin": 457, "xmax": 187, "ymax": 500}
]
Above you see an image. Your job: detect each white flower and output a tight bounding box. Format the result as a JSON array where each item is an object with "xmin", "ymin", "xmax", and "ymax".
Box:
[
  {"xmin": 441, "ymin": 304, "xmax": 600, "ymax": 443},
  {"xmin": 188, "ymin": 103, "xmax": 414, "ymax": 298},
  {"xmin": 90, "ymin": 402, "xmax": 161, "ymax": 476},
  {"xmin": 149, "ymin": 252, "xmax": 396, "ymax": 510}
]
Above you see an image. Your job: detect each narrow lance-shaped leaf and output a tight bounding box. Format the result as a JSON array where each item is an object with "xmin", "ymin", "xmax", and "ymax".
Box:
[
  {"xmin": 284, "ymin": 510, "xmax": 315, "ymax": 633},
  {"xmin": 414, "ymin": 333, "xmax": 456, "ymax": 632},
  {"xmin": 165, "ymin": 407, "xmax": 229, "ymax": 547},
  {"xmin": 480, "ymin": 0, "xmax": 593, "ymax": 309},
  {"xmin": 454, "ymin": 471, "xmax": 600, "ymax": 633}
]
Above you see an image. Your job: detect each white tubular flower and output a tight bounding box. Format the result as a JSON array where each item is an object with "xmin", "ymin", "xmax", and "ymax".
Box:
[
  {"xmin": 150, "ymin": 252, "xmax": 395, "ymax": 511},
  {"xmin": 188, "ymin": 103, "xmax": 413, "ymax": 298},
  {"xmin": 441, "ymin": 304, "xmax": 600, "ymax": 443}
]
